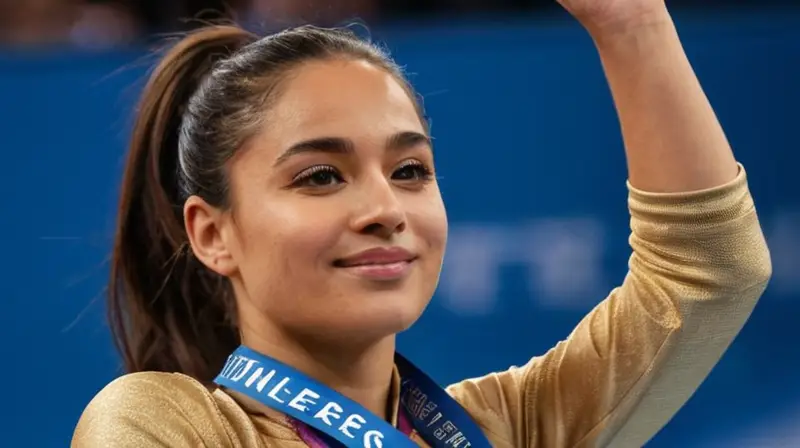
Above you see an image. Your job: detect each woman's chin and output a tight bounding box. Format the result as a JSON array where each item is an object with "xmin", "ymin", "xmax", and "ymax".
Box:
[
  {"xmin": 296, "ymin": 302, "xmax": 425, "ymax": 347},
  {"xmin": 342, "ymin": 305, "xmax": 423, "ymax": 341}
]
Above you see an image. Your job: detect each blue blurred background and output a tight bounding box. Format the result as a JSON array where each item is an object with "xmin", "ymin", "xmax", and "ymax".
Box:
[{"xmin": 1, "ymin": 1, "xmax": 798, "ymax": 446}]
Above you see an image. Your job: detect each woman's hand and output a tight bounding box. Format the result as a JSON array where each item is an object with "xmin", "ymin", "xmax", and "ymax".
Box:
[{"xmin": 557, "ymin": 0, "xmax": 670, "ymax": 37}]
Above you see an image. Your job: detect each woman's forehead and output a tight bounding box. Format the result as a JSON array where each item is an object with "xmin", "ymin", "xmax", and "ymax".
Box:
[{"xmin": 265, "ymin": 59, "xmax": 423, "ymax": 136}]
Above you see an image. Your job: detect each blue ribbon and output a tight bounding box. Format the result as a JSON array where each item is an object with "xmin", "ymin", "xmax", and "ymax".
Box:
[{"xmin": 214, "ymin": 345, "xmax": 492, "ymax": 448}]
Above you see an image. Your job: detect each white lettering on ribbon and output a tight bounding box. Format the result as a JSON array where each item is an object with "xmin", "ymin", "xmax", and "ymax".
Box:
[
  {"xmin": 244, "ymin": 367, "xmax": 276, "ymax": 392},
  {"xmin": 230, "ymin": 359, "xmax": 257, "ymax": 381},
  {"xmin": 363, "ymin": 429, "xmax": 385, "ymax": 448},
  {"xmin": 339, "ymin": 414, "xmax": 367, "ymax": 438},
  {"xmin": 266, "ymin": 377, "xmax": 291, "ymax": 403},
  {"xmin": 402, "ymin": 381, "xmax": 472, "ymax": 448},
  {"xmin": 222, "ymin": 356, "xmax": 385, "ymax": 446},
  {"xmin": 288, "ymin": 388, "xmax": 320, "ymax": 412},
  {"xmin": 314, "ymin": 401, "xmax": 344, "ymax": 426}
]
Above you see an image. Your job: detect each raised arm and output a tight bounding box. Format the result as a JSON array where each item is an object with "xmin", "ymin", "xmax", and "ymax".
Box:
[
  {"xmin": 445, "ymin": 5, "xmax": 771, "ymax": 448},
  {"xmin": 582, "ymin": 3, "xmax": 738, "ymax": 193}
]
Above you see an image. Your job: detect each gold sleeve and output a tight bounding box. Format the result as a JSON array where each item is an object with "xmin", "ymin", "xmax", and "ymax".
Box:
[
  {"xmin": 446, "ymin": 165, "xmax": 772, "ymax": 448},
  {"xmin": 71, "ymin": 372, "xmax": 235, "ymax": 447}
]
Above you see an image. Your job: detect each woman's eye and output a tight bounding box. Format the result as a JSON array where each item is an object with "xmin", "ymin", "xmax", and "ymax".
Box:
[
  {"xmin": 393, "ymin": 162, "xmax": 433, "ymax": 182},
  {"xmin": 292, "ymin": 166, "xmax": 344, "ymax": 188}
]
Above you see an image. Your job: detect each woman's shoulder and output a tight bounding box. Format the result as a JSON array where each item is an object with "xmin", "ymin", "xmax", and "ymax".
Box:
[
  {"xmin": 78, "ymin": 371, "xmax": 219, "ymax": 418},
  {"xmin": 97, "ymin": 370, "xmax": 216, "ymax": 403},
  {"xmin": 72, "ymin": 371, "xmax": 257, "ymax": 447},
  {"xmin": 95, "ymin": 370, "xmax": 211, "ymax": 397}
]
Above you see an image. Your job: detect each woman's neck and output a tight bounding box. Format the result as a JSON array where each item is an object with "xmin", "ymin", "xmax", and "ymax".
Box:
[{"xmin": 239, "ymin": 324, "xmax": 397, "ymax": 420}]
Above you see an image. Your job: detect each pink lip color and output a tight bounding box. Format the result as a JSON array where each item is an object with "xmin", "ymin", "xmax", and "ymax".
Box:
[
  {"xmin": 342, "ymin": 260, "xmax": 413, "ymax": 280},
  {"xmin": 335, "ymin": 247, "xmax": 416, "ymax": 281}
]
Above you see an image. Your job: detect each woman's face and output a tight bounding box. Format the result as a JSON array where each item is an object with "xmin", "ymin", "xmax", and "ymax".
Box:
[{"xmin": 196, "ymin": 58, "xmax": 447, "ymax": 346}]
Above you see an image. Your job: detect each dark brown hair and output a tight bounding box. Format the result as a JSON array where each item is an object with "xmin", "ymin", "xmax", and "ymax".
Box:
[{"xmin": 110, "ymin": 24, "xmax": 423, "ymax": 382}]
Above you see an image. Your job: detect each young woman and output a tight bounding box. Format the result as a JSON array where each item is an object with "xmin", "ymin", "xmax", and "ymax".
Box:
[{"xmin": 72, "ymin": 0, "xmax": 772, "ymax": 446}]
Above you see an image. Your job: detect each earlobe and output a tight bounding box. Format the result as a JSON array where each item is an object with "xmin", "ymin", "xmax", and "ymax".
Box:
[{"xmin": 183, "ymin": 196, "xmax": 237, "ymax": 276}]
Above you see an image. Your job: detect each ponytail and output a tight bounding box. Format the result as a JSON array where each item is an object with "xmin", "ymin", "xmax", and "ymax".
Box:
[{"xmin": 110, "ymin": 26, "xmax": 255, "ymax": 382}]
